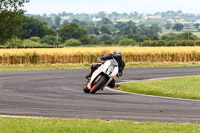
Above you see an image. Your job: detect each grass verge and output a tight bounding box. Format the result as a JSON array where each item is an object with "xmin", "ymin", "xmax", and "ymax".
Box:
[
  {"xmin": 0, "ymin": 117, "xmax": 200, "ymax": 133},
  {"xmin": 0, "ymin": 62, "xmax": 200, "ymax": 71},
  {"xmin": 126, "ymin": 62, "xmax": 200, "ymax": 68},
  {"xmin": 118, "ymin": 75, "xmax": 200, "ymax": 100},
  {"xmin": 0, "ymin": 65, "xmax": 90, "ymax": 71}
]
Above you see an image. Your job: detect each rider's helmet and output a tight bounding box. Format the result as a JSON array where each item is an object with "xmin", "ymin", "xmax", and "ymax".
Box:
[{"xmin": 113, "ymin": 50, "xmax": 122, "ymax": 62}]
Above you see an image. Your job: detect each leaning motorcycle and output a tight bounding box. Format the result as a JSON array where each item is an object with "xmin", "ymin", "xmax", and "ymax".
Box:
[{"xmin": 83, "ymin": 59, "xmax": 119, "ymax": 94}]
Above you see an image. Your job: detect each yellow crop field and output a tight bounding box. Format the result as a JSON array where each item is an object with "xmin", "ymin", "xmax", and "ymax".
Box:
[{"xmin": 0, "ymin": 47, "xmax": 200, "ymax": 65}]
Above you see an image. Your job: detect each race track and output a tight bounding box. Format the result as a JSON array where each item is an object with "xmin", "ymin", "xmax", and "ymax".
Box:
[{"xmin": 0, "ymin": 67, "xmax": 200, "ymax": 123}]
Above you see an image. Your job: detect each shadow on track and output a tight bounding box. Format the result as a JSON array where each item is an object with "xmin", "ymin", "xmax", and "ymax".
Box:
[{"xmin": 94, "ymin": 92, "xmax": 129, "ymax": 95}]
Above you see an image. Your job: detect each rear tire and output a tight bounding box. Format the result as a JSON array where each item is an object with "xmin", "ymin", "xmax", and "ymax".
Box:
[
  {"xmin": 90, "ymin": 75, "xmax": 108, "ymax": 94},
  {"xmin": 108, "ymin": 79, "xmax": 115, "ymax": 88}
]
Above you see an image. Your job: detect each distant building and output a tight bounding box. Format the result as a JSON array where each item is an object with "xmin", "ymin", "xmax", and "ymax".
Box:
[
  {"xmin": 176, "ymin": 19, "xmax": 185, "ymax": 23},
  {"xmin": 143, "ymin": 15, "xmax": 161, "ymax": 19},
  {"xmin": 116, "ymin": 18, "xmax": 139, "ymax": 23},
  {"xmin": 92, "ymin": 17, "xmax": 102, "ymax": 22},
  {"xmin": 167, "ymin": 19, "xmax": 175, "ymax": 24},
  {"xmin": 62, "ymin": 16, "xmax": 70, "ymax": 20}
]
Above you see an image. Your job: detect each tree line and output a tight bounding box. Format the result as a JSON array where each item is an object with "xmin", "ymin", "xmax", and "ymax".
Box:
[{"xmin": 1, "ymin": 0, "xmax": 200, "ymax": 48}]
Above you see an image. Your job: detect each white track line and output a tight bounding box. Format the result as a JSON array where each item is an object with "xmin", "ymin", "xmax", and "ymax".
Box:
[{"xmin": 106, "ymin": 76, "xmax": 200, "ymax": 102}]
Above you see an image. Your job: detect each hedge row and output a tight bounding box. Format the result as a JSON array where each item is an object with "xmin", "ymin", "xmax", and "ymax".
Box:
[{"xmin": 139, "ymin": 40, "xmax": 200, "ymax": 47}]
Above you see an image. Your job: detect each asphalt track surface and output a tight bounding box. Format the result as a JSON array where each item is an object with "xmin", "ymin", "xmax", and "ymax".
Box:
[{"xmin": 0, "ymin": 67, "xmax": 200, "ymax": 124}]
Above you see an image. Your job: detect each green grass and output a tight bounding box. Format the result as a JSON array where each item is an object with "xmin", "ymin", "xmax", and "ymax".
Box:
[
  {"xmin": 118, "ymin": 75, "xmax": 200, "ymax": 100},
  {"xmin": 0, "ymin": 65, "xmax": 90, "ymax": 71},
  {"xmin": 126, "ymin": 63, "xmax": 200, "ymax": 68},
  {"xmin": 0, "ymin": 63, "xmax": 200, "ymax": 71},
  {"xmin": 0, "ymin": 117, "xmax": 200, "ymax": 133}
]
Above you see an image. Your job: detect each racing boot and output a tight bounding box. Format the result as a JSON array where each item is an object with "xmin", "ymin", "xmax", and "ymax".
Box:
[{"xmin": 85, "ymin": 72, "xmax": 92, "ymax": 81}]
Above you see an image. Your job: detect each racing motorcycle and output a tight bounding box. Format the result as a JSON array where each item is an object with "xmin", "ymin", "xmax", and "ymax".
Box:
[{"xmin": 83, "ymin": 59, "xmax": 119, "ymax": 94}]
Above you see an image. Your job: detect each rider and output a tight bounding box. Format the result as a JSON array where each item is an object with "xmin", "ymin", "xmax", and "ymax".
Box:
[{"xmin": 85, "ymin": 50, "xmax": 125, "ymax": 88}]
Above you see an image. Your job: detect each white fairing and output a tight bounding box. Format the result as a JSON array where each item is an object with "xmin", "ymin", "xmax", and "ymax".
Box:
[{"xmin": 87, "ymin": 59, "xmax": 119, "ymax": 89}]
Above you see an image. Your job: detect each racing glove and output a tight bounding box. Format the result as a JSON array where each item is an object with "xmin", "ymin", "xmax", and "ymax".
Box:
[
  {"xmin": 117, "ymin": 72, "xmax": 123, "ymax": 78},
  {"xmin": 97, "ymin": 57, "xmax": 104, "ymax": 63}
]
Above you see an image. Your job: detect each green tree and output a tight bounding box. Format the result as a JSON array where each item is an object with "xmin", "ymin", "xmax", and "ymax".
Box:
[
  {"xmin": 165, "ymin": 22, "xmax": 172, "ymax": 30},
  {"xmin": 65, "ymin": 39, "xmax": 82, "ymax": 46},
  {"xmin": 72, "ymin": 19, "xmax": 87, "ymax": 26},
  {"xmin": 5, "ymin": 37, "xmax": 23, "ymax": 48},
  {"xmin": 41, "ymin": 35, "xmax": 62, "ymax": 45},
  {"xmin": 100, "ymin": 26, "xmax": 111, "ymax": 34},
  {"xmin": 119, "ymin": 24, "xmax": 136, "ymax": 35},
  {"xmin": 20, "ymin": 16, "xmax": 55, "ymax": 39},
  {"xmin": 97, "ymin": 11, "xmax": 106, "ymax": 18},
  {"xmin": 161, "ymin": 33, "xmax": 180, "ymax": 41},
  {"xmin": 30, "ymin": 37, "xmax": 40, "ymax": 42},
  {"xmin": 128, "ymin": 34, "xmax": 150, "ymax": 42},
  {"xmin": 58, "ymin": 23, "xmax": 90, "ymax": 44},
  {"xmin": 156, "ymin": 40, "xmax": 167, "ymax": 46},
  {"xmin": 98, "ymin": 34, "xmax": 112, "ymax": 42},
  {"xmin": 127, "ymin": 21, "xmax": 136, "ymax": 27},
  {"xmin": 104, "ymin": 40, "xmax": 112, "ymax": 45},
  {"xmin": 89, "ymin": 35, "xmax": 99, "ymax": 44},
  {"xmin": 85, "ymin": 26, "xmax": 100, "ymax": 35},
  {"xmin": 110, "ymin": 12, "xmax": 120, "ymax": 17},
  {"xmin": 136, "ymin": 25, "xmax": 149, "ymax": 35},
  {"xmin": 114, "ymin": 22, "xmax": 126, "ymax": 30},
  {"xmin": 149, "ymin": 24, "xmax": 162, "ymax": 36},
  {"xmin": 55, "ymin": 16, "xmax": 61, "ymax": 28},
  {"xmin": 178, "ymin": 32, "xmax": 198, "ymax": 40},
  {"xmin": 0, "ymin": 0, "xmax": 30, "ymax": 44},
  {"xmin": 119, "ymin": 38, "xmax": 137, "ymax": 46},
  {"xmin": 96, "ymin": 18, "xmax": 113, "ymax": 28},
  {"xmin": 193, "ymin": 23, "xmax": 200, "ymax": 29},
  {"xmin": 62, "ymin": 20, "xmax": 69, "ymax": 25},
  {"xmin": 172, "ymin": 23, "xmax": 184, "ymax": 31},
  {"xmin": 101, "ymin": 18, "xmax": 113, "ymax": 25}
]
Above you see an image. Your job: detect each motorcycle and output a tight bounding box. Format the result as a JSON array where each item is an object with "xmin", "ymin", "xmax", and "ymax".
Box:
[{"xmin": 83, "ymin": 59, "xmax": 119, "ymax": 94}]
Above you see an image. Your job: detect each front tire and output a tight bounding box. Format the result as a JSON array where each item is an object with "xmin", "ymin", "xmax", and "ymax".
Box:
[
  {"xmin": 90, "ymin": 75, "xmax": 108, "ymax": 94},
  {"xmin": 83, "ymin": 87, "xmax": 90, "ymax": 93}
]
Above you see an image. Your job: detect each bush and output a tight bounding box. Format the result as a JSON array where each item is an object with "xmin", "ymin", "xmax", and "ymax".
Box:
[
  {"xmin": 119, "ymin": 38, "xmax": 137, "ymax": 46},
  {"xmin": 156, "ymin": 40, "xmax": 167, "ymax": 46},
  {"xmin": 98, "ymin": 34, "xmax": 112, "ymax": 42},
  {"xmin": 167, "ymin": 40, "xmax": 180, "ymax": 46},
  {"xmin": 149, "ymin": 41, "xmax": 157, "ymax": 46},
  {"xmin": 140, "ymin": 40, "xmax": 150, "ymax": 46},
  {"xmin": 5, "ymin": 38, "xmax": 23, "ymax": 47},
  {"xmin": 140, "ymin": 40, "xmax": 196, "ymax": 47},
  {"xmin": 30, "ymin": 37, "xmax": 41, "ymax": 42},
  {"xmin": 79, "ymin": 37, "xmax": 91, "ymax": 45},
  {"xmin": 23, "ymin": 39, "xmax": 50, "ymax": 48},
  {"xmin": 41, "ymin": 35, "xmax": 62, "ymax": 45},
  {"xmin": 65, "ymin": 39, "xmax": 82, "ymax": 46},
  {"xmin": 128, "ymin": 34, "xmax": 150, "ymax": 42},
  {"xmin": 90, "ymin": 35, "xmax": 100, "ymax": 44},
  {"xmin": 195, "ymin": 40, "xmax": 200, "ymax": 46},
  {"xmin": 104, "ymin": 40, "xmax": 112, "ymax": 45},
  {"xmin": 180, "ymin": 40, "xmax": 195, "ymax": 46}
]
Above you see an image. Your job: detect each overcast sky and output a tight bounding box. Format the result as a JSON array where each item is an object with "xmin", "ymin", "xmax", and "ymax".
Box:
[{"xmin": 24, "ymin": 0, "xmax": 200, "ymax": 15}]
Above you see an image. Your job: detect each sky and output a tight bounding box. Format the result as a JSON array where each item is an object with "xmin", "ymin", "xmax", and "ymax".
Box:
[{"xmin": 24, "ymin": 0, "xmax": 200, "ymax": 15}]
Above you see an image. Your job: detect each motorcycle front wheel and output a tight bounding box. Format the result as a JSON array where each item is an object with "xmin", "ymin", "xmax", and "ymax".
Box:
[{"xmin": 90, "ymin": 75, "xmax": 108, "ymax": 94}]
